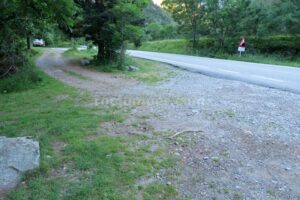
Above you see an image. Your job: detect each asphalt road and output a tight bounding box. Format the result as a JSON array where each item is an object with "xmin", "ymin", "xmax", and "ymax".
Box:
[{"xmin": 128, "ymin": 50, "xmax": 300, "ymax": 94}]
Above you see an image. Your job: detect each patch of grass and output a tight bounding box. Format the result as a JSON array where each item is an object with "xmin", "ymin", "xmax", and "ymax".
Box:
[
  {"xmin": 133, "ymin": 39, "xmax": 300, "ymax": 68},
  {"xmin": 0, "ymin": 48, "xmax": 44, "ymax": 94},
  {"xmin": 223, "ymin": 188, "xmax": 230, "ymax": 194},
  {"xmin": 62, "ymin": 69, "xmax": 89, "ymax": 80},
  {"xmin": 143, "ymin": 183, "xmax": 178, "ymax": 200},
  {"xmin": 124, "ymin": 58, "xmax": 177, "ymax": 84},
  {"xmin": 192, "ymin": 172, "xmax": 203, "ymax": 183},
  {"xmin": 63, "ymin": 49, "xmax": 177, "ymax": 84},
  {"xmin": 233, "ymin": 192, "xmax": 243, "ymax": 200},
  {"xmin": 2, "ymin": 52, "xmax": 178, "ymax": 199},
  {"xmin": 267, "ymin": 189, "xmax": 276, "ymax": 197},
  {"xmin": 209, "ymin": 181, "xmax": 217, "ymax": 189},
  {"xmin": 63, "ymin": 48, "xmax": 97, "ymax": 60}
]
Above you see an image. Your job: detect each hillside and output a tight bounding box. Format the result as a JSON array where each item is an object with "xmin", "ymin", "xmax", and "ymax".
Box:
[{"xmin": 144, "ymin": 2, "xmax": 174, "ymax": 25}]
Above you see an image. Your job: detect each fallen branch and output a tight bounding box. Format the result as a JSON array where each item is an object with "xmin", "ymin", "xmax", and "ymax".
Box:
[
  {"xmin": 0, "ymin": 66, "xmax": 14, "ymax": 78},
  {"xmin": 169, "ymin": 130, "xmax": 203, "ymax": 139}
]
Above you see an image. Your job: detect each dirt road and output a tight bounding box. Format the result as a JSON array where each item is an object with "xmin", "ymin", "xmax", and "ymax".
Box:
[{"xmin": 37, "ymin": 49, "xmax": 300, "ymax": 200}]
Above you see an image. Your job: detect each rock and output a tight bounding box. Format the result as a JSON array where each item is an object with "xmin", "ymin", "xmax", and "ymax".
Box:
[
  {"xmin": 192, "ymin": 109, "xmax": 199, "ymax": 114},
  {"xmin": 127, "ymin": 65, "xmax": 139, "ymax": 72},
  {"xmin": 203, "ymin": 156, "xmax": 209, "ymax": 160},
  {"xmin": 80, "ymin": 58, "xmax": 90, "ymax": 66},
  {"xmin": 0, "ymin": 137, "xmax": 40, "ymax": 192},
  {"xmin": 284, "ymin": 167, "xmax": 291, "ymax": 171},
  {"xmin": 174, "ymin": 152, "xmax": 181, "ymax": 157}
]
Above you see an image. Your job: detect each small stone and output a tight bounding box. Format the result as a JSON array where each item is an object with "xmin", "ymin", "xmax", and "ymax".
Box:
[
  {"xmin": 128, "ymin": 65, "xmax": 139, "ymax": 72},
  {"xmin": 80, "ymin": 58, "xmax": 90, "ymax": 66},
  {"xmin": 284, "ymin": 167, "xmax": 291, "ymax": 171},
  {"xmin": 174, "ymin": 152, "xmax": 180, "ymax": 157},
  {"xmin": 192, "ymin": 109, "xmax": 199, "ymax": 114},
  {"xmin": 166, "ymin": 181, "xmax": 172, "ymax": 186},
  {"xmin": 203, "ymin": 156, "xmax": 209, "ymax": 160}
]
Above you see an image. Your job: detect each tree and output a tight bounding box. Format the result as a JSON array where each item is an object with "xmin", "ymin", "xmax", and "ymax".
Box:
[
  {"xmin": 206, "ymin": 0, "xmax": 254, "ymax": 47},
  {"xmin": 76, "ymin": 0, "xmax": 149, "ymax": 66},
  {"xmin": 17, "ymin": 0, "xmax": 76, "ymax": 50},
  {"xmin": 162, "ymin": 0, "xmax": 206, "ymax": 49},
  {"xmin": 0, "ymin": 0, "xmax": 76, "ymax": 77},
  {"xmin": 267, "ymin": 0, "xmax": 300, "ymax": 35}
]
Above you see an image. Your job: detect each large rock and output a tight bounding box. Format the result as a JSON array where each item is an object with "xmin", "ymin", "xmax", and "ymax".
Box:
[{"xmin": 0, "ymin": 137, "xmax": 40, "ymax": 193}]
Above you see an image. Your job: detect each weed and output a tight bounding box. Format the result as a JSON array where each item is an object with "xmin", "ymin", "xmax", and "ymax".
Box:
[
  {"xmin": 233, "ymin": 192, "xmax": 242, "ymax": 200},
  {"xmin": 267, "ymin": 189, "xmax": 276, "ymax": 197}
]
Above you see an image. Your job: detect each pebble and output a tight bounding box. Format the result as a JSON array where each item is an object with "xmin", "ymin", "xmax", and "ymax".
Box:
[
  {"xmin": 203, "ymin": 156, "xmax": 209, "ymax": 160},
  {"xmin": 174, "ymin": 152, "xmax": 181, "ymax": 156},
  {"xmin": 284, "ymin": 167, "xmax": 291, "ymax": 171}
]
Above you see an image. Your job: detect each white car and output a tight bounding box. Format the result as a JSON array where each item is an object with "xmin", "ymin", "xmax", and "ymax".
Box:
[{"xmin": 33, "ymin": 39, "xmax": 45, "ymax": 47}]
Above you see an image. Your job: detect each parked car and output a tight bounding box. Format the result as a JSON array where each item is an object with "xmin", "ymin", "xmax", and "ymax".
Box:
[{"xmin": 32, "ymin": 39, "xmax": 45, "ymax": 47}]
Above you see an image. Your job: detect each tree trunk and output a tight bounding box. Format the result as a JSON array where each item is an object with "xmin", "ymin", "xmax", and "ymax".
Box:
[
  {"xmin": 97, "ymin": 42, "xmax": 104, "ymax": 62},
  {"xmin": 119, "ymin": 41, "xmax": 127, "ymax": 69},
  {"xmin": 26, "ymin": 35, "xmax": 31, "ymax": 50}
]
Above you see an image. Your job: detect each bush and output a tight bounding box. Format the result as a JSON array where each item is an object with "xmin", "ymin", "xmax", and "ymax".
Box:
[
  {"xmin": 212, "ymin": 35, "xmax": 300, "ymax": 56},
  {"xmin": 137, "ymin": 35, "xmax": 300, "ymax": 57},
  {"xmin": 0, "ymin": 50, "xmax": 43, "ymax": 94},
  {"xmin": 0, "ymin": 65, "xmax": 43, "ymax": 94}
]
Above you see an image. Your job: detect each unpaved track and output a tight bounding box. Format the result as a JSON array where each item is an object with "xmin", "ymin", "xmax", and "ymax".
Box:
[{"xmin": 38, "ymin": 49, "xmax": 300, "ymax": 200}]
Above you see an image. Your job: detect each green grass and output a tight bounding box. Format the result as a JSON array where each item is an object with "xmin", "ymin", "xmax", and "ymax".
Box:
[
  {"xmin": 0, "ymin": 48, "xmax": 44, "ymax": 94},
  {"xmin": 1, "ymin": 51, "xmax": 178, "ymax": 200},
  {"xmin": 124, "ymin": 58, "xmax": 177, "ymax": 84},
  {"xmin": 62, "ymin": 69, "xmax": 89, "ymax": 80},
  {"xmin": 63, "ymin": 48, "xmax": 97, "ymax": 60},
  {"xmin": 133, "ymin": 39, "xmax": 300, "ymax": 68},
  {"xmin": 63, "ymin": 49, "xmax": 177, "ymax": 84}
]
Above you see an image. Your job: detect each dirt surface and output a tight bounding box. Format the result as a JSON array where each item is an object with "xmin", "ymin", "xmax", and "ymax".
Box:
[{"xmin": 37, "ymin": 49, "xmax": 300, "ymax": 200}]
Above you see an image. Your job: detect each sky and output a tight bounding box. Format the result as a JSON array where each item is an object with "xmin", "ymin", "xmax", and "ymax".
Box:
[{"xmin": 153, "ymin": 0, "xmax": 163, "ymax": 6}]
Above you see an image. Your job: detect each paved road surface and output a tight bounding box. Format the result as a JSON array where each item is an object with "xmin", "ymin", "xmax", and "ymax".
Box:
[{"xmin": 128, "ymin": 50, "xmax": 300, "ymax": 94}]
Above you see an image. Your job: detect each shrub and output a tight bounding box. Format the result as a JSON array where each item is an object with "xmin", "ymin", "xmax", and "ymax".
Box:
[{"xmin": 0, "ymin": 50, "xmax": 43, "ymax": 94}]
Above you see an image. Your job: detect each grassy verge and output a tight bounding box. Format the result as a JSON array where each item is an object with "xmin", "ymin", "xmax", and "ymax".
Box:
[
  {"xmin": 63, "ymin": 48, "xmax": 96, "ymax": 60},
  {"xmin": 63, "ymin": 49, "xmax": 177, "ymax": 84},
  {"xmin": 132, "ymin": 39, "xmax": 300, "ymax": 68},
  {"xmin": 1, "ymin": 50, "xmax": 178, "ymax": 199},
  {"xmin": 0, "ymin": 48, "xmax": 44, "ymax": 94}
]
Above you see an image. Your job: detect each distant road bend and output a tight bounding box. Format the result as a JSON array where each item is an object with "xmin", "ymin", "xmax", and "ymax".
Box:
[{"xmin": 128, "ymin": 50, "xmax": 300, "ymax": 94}]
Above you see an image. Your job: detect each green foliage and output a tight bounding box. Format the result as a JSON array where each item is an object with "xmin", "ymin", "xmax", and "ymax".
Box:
[
  {"xmin": 162, "ymin": 0, "xmax": 300, "ymax": 50},
  {"xmin": 0, "ymin": 0, "xmax": 77, "ymax": 79},
  {"xmin": 143, "ymin": 183, "xmax": 178, "ymax": 200},
  {"xmin": 134, "ymin": 38, "xmax": 300, "ymax": 67},
  {"xmin": 0, "ymin": 49, "xmax": 43, "ymax": 93},
  {"xmin": 64, "ymin": 48, "xmax": 177, "ymax": 84},
  {"xmin": 162, "ymin": 0, "xmax": 206, "ymax": 48},
  {"xmin": 76, "ymin": 0, "xmax": 149, "ymax": 66},
  {"xmin": 143, "ymin": 2, "xmax": 178, "ymax": 41}
]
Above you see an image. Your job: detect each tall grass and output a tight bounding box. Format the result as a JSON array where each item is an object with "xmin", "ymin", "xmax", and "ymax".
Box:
[{"xmin": 0, "ymin": 48, "xmax": 44, "ymax": 94}]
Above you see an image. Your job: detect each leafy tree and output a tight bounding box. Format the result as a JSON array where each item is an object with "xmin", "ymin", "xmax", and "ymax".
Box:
[
  {"xmin": 162, "ymin": 0, "xmax": 206, "ymax": 49},
  {"xmin": 0, "ymin": 0, "xmax": 76, "ymax": 77},
  {"xmin": 206, "ymin": 0, "xmax": 254, "ymax": 47},
  {"xmin": 143, "ymin": 2, "xmax": 177, "ymax": 41},
  {"xmin": 76, "ymin": 0, "xmax": 149, "ymax": 66},
  {"xmin": 267, "ymin": 0, "xmax": 300, "ymax": 35}
]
